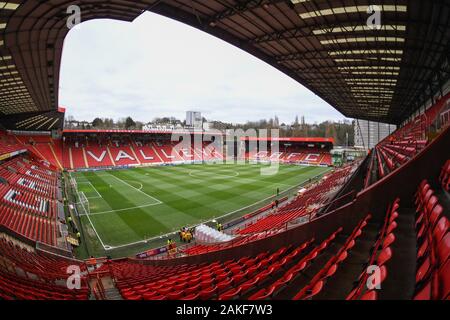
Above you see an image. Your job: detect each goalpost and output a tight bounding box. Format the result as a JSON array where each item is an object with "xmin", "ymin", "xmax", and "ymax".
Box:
[
  {"xmin": 70, "ymin": 177, "xmax": 78, "ymax": 190},
  {"xmin": 68, "ymin": 175, "xmax": 90, "ymax": 216},
  {"xmin": 77, "ymin": 191, "xmax": 90, "ymax": 216}
]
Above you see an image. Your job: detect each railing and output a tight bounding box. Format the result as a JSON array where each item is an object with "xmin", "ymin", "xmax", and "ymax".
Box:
[
  {"xmin": 145, "ymin": 226, "xmax": 287, "ymax": 260},
  {"xmin": 364, "ymin": 151, "xmax": 375, "ymax": 188},
  {"xmin": 91, "ymin": 273, "xmax": 107, "ymax": 300},
  {"xmin": 319, "ymin": 190, "xmax": 356, "ymax": 215},
  {"xmin": 36, "ymin": 241, "xmax": 73, "ymax": 259},
  {"xmin": 222, "ymin": 196, "xmax": 288, "ymax": 229}
]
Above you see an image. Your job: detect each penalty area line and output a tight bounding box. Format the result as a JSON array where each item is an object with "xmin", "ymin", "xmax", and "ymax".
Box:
[
  {"xmin": 105, "ymin": 172, "xmax": 162, "ymax": 205},
  {"xmin": 79, "ymin": 202, "xmax": 162, "ymax": 216},
  {"xmin": 81, "ymin": 209, "xmax": 109, "ymax": 250},
  {"xmin": 77, "ymin": 181, "xmax": 102, "ymax": 199}
]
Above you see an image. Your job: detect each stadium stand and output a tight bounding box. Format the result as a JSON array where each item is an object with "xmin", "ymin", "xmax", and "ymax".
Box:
[
  {"xmin": 439, "ymin": 160, "xmax": 450, "ymax": 192},
  {"xmin": 0, "ymin": 0, "xmax": 449, "ymax": 301},
  {"xmin": 108, "ymin": 159, "xmax": 449, "ymax": 301},
  {"xmin": 0, "ymin": 102, "xmax": 448, "ymax": 300},
  {"xmin": 0, "ymin": 156, "xmax": 62, "ymax": 247},
  {"xmin": 0, "ymin": 132, "xmax": 27, "ymax": 158},
  {"xmin": 15, "ymin": 135, "xmax": 63, "ymax": 170},
  {"xmin": 61, "ymin": 135, "xmax": 225, "ymax": 169},
  {"xmin": 413, "ymin": 178, "xmax": 449, "ymax": 300},
  {"xmin": 85, "ymin": 144, "xmax": 115, "ymax": 168},
  {"xmin": 1, "ymin": 109, "xmax": 448, "ymax": 301},
  {"xmin": 109, "ymin": 145, "xmax": 140, "ymax": 167},
  {"xmin": 132, "ymin": 140, "xmax": 164, "ymax": 164},
  {"xmin": 249, "ymin": 150, "xmax": 332, "ymax": 166},
  {"xmin": 235, "ymin": 165, "xmax": 355, "ymax": 235},
  {"xmin": 5, "ymin": 132, "xmax": 331, "ymax": 171},
  {"xmin": 0, "ymin": 236, "xmax": 89, "ymax": 300},
  {"xmin": 193, "ymin": 142, "xmax": 223, "ymax": 162},
  {"xmin": 113, "ymin": 108, "xmax": 449, "ymax": 300},
  {"xmin": 345, "ymin": 199, "xmax": 400, "ymax": 300},
  {"xmin": 245, "ymin": 138, "xmax": 334, "ymax": 166},
  {"xmin": 365, "ymin": 94, "xmax": 449, "ymax": 187}
]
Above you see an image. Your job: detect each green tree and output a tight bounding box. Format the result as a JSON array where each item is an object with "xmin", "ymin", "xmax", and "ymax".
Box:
[
  {"xmin": 125, "ymin": 117, "xmax": 136, "ymax": 129},
  {"xmin": 92, "ymin": 117, "xmax": 103, "ymax": 128}
]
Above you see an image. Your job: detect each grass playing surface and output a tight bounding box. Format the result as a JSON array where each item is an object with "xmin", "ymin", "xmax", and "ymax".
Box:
[{"xmin": 72, "ymin": 163, "xmax": 330, "ymax": 251}]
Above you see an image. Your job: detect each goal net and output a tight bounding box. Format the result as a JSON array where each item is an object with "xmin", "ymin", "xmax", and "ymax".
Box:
[
  {"xmin": 70, "ymin": 177, "xmax": 78, "ymax": 190},
  {"xmin": 77, "ymin": 191, "xmax": 90, "ymax": 216}
]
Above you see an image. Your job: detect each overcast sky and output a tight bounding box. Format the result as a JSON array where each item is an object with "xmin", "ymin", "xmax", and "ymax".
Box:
[{"xmin": 59, "ymin": 11, "xmax": 350, "ymax": 125}]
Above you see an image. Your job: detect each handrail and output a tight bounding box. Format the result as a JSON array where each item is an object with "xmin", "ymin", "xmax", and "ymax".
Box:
[
  {"xmin": 92, "ymin": 274, "xmax": 106, "ymax": 300},
  {"xmin": 364, "ymin": 151, "xmax": 375, "ymax": 188}
]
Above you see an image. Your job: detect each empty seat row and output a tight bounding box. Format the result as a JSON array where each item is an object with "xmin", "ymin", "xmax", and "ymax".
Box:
[
  {"xmin": 0, "ymin": 204, "xmax": 56, "ymax": 246},
  {"xmin": 439, "ymin": 159, "xmax": 450, "ymax": 192},
  {"xmin": 0, "ymin": 269, "xmax": 88, "ymax": 300},
  {"xmin": 413, "ymin": 179, "xmax": 449, "ymax": 300},
  {"xmin": 64, "ymin": 140, "xmax": 225, "ymax": 169},
  {"xmin": 364, "ymin": 94, "xmax": 448, "ymax": 188},
  {"xmin": 293, "ymin": 214, "xmax": 371, "ymax": 300},
  {"xmin": 249, "ymin": 228, "xmax": 343, "ymax": 300},
  {"xmin": 249, "ymin": 150, "xmax": 332, "ymax": 166},
  {"xmin": 181, "ymin": 231, "xmax": 279, "ymax": 257},
  {"xmin": 0, "ymin": 156, "xmax": 61, "ymax": 247},
  {"xmin": 0, "ymin": 132, "xmax": 25, "ymax": 157},
  {"xmin": 116, "ymin": 247, "xmax": 292, "ymax": 300},
  {"xmin": 0, "ymin": 238, "xmax": 85, "ymax": 280}
]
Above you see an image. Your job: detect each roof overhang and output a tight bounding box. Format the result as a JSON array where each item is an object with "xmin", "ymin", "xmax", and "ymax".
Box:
[
  {"xmin": 0, "ymin": 109, "xmax": 65, "ymax": 131},
  {"xmin": 63, "ymin": 129, "xmax": 222, "ymax": 135},
  {"xmin": 241, "ymin": 136, "xmax": 334, "ymax": 144},
  {"xmin": 1, "ymin": 1, "xmax": 449, "ymax": 126}
]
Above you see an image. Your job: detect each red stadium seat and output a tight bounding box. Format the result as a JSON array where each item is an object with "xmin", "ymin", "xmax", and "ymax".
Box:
[
  {"xmin": 377, "ymin": 247, "xmax": 393, "ymax": 267},
  {"xmin": 360, "ymin": 290, "xmax": 378, "ymax": 300}
]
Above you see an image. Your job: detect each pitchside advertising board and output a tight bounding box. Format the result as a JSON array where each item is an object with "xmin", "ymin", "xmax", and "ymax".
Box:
[{"xmin": 136, "ymin": 246, "xmax": 167, "ymax": 259}]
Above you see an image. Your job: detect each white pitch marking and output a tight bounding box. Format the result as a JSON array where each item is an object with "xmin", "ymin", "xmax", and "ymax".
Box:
[
  {"xmin": 77, "ymin": 200, "xmax": 108, "ymax": 250},
  {"xmin": 188, "ymin": 169, "xmax": 239, "ymax": 179},
  {"xmin": 77, "ymin": 181, "xmax": 102, "ymax": 199},
  {"xmin": 81, "ymin": 165, "xmax": 331, "ymax": 250},
  {"xmin": 101, "ymin": 168, "xmax": 331, "ymax": 250},
  {"xmin": 105, "ymin": 172, "xmax": 162, "ymax": 204},
  {"xmin": 79, "ymin": 202, "xmax": 162, "ymax": 216},
  {"xmin": 123, "ymin": 180, "xmax": 143, "ymax": 191}
]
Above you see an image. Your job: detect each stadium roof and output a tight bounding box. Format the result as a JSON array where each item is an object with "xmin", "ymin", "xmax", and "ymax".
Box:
[
  {"xmin": 1, "ymin": 0, "xmax": 449, "ymax": 128},
  {"xmin": 242, "ymin": 137, "xmax": 334, "ymax": 144},
  {"xmin": 63, "ymin": 129, "xmax": 218, "ymax": 135}
]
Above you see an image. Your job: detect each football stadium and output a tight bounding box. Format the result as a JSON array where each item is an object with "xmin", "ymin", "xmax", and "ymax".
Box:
[{"xmin": 0, "ymin": 0, "xmax": 449, "ymax": 304}]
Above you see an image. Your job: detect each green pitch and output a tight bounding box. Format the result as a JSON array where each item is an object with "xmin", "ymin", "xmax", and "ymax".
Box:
[{"xmin": 72, "ymin": 163, "xmax": 329, "ymax": 253}]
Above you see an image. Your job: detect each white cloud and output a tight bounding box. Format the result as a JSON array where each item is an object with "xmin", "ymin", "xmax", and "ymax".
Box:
[{"xmin": 59, "ymin": 12, "xmax": 349, "ymax": 124}]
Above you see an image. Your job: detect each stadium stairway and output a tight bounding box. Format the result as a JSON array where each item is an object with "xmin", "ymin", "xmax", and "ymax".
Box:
[
  {"xmin": 82, "ymin": 148, "xmax": 90, "ymax": 168},
  {"xmin": 310, "ymin": 219, "xmax": 381, "ymax": 299},
  {"xmin": 103, "ymin": 286, "xmax": 123, "ymax": 300},
  {"xmin": 111, "ymin": 209, "xmax": 427, "ymax": 301},
  {"xmin": 93, "ymin": 276, "xmax": 123, "ymax": 300},
  {"xmin": 129, "ymin": 145, "xmax": 142, "ymax": 165},
  {"xmin": 377, "ymin": 207, "xmax": 416, "ymax": 300}
]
